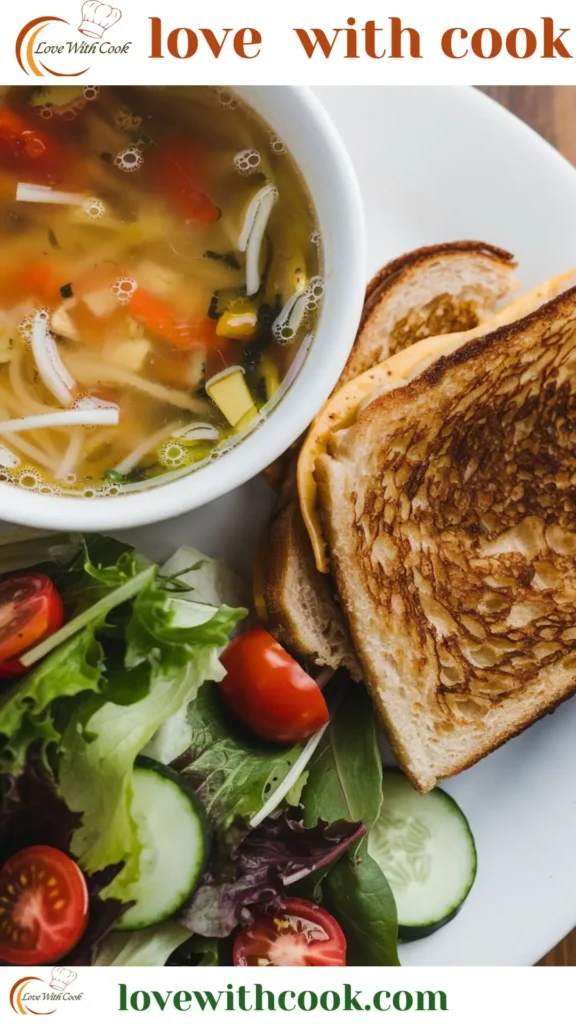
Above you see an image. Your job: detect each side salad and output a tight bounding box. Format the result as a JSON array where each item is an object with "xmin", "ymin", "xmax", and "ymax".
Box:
[{"xmin": 0, "ymin": 531, "xmax": 476, "ymax": 967}]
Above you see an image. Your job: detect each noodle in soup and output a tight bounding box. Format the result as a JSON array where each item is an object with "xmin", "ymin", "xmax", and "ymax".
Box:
[{"xmin": 0, "ymin": 85, "xmax": 322, "ymax": 497}]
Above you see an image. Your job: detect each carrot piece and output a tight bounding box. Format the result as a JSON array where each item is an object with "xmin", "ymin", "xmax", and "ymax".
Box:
[
  {"xmin": 195, "ymin": 318, "xmax": 221, "ymax": 348},
  {"xmin": 129, "ymin": 287, "xmax": 220, "ymax": 351},
  {"xmin": 12, "ymin": 261, "xmax": 62, "ymax": 302}
]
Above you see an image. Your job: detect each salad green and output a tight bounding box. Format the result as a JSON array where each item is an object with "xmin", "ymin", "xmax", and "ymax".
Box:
[
  {"xmin": 298, "ymin": 686, "xmax": 400, "ymax": 966},
  {"xmin": 302, "ymin": 685, "xmax": 383, "ymax": 829},
  {"xmin": 94, "ymin": 921, "xmax": 193, "ymax": 967},
  {"xmin": 0, "ymin": 628, "xmax": 103, "ymax": 773},
  {"xmin": 324, "ymin": 847, "xmax": 400, "ymax": 967},
  {"xmin": 58, "ymin": 642, "xmax": 225, "ymax": 895},
  {"xmin": 0, "ymin": 530, "xmax": 407, "ymax": 968},
  {"xmin": 176, "ymin": 682, "xmax": 305, "ymax": 837}
]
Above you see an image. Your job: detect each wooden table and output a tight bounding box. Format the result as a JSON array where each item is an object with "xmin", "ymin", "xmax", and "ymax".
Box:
[
  {"xmin": 481, "ymin": 86, "xmax": 576, "ymax": 967},
  {"xmin": 481, "ymin": 87, "xmax": 576, "ymax": 166}
]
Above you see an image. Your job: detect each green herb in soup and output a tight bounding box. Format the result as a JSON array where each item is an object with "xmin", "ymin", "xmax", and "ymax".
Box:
[{"xmin": 0, "ymin": 85, "xmax": 322, "ymax": 497}]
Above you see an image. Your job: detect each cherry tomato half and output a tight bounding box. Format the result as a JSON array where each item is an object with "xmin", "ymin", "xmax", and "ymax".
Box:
[
  {"xmin": 233, "ymin": 898, "xmax": 347, "ymax": 967},
  {"xmin": 0, "ymin": 846, "xmax": 89, "ymax": 966},
  {"xmin": 220, "ymin": 627, "xmax": 330, "ymax": 745},
  {"xmin": 0, "ymin": 573, "xmax": 64, "ymax": 678}
]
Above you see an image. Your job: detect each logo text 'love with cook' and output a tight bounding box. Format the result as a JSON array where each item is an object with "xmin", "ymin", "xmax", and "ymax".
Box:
[{"xmin": 17, "ymin": 4, "xmax": 131, "ymax": 78}]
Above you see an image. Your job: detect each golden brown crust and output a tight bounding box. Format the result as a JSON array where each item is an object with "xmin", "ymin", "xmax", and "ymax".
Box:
[
  {"xmin": 339, "ymin": 241, "xmax": 517, "ymax": 387},
  {"xmin": 363, "ymin": 240, "xmax": 515, "ymax": 312},
  {"xmin": 362, "ymin": 284, "xmax": 576, "ymax": 418},
  {"xmin": 370, "ymin": 673, "xmax": 576, "ymax": 793},
  {"xmin": 318, "ymin": 286, "xmax": 576, "ymax": 790},
  {"xmin": 264, "ymin": 463, "xmax": 304, "ymax": 640}
]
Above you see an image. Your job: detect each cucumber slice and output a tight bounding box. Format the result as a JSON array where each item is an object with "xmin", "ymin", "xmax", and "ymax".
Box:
[
  {"xmin": 117, "ymin": 757, "xmax": 209, "ymax": 932},
  {"xmin": 368, "ymin": 771, "xmax": 477, "ymax": 941}
]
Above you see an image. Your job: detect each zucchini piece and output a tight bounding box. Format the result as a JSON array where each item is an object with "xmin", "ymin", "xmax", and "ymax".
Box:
[
  {"xmin": 368, "ymin": 771, "xmax": 477, "ymax": 941},
  {"xmin": 116, "ymin": 757, "xmax": 209, "ymax": 932},
  {"xmin": 261, "ymin": 355, "xmax": 280, "ymax": 400}
]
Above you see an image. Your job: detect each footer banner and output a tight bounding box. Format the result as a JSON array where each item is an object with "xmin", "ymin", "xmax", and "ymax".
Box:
[{"xmin": 1, "ymin": 967, "xmax": 574, "ymax": 1021}]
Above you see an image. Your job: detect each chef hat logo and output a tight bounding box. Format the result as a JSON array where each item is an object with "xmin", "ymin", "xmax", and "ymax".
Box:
[
  {"xmin": 50, "ymin": 968, "xmax": 77, "ymax": 992},
  {"xmin": 79, "ymin": 2, "xmax": 122, "ymax": 40}
]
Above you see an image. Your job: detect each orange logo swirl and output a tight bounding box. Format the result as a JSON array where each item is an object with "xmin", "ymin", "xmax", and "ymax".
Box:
[
  {"xmin": 16, "ymin": 16, "xmax": 90, "ymax": 77},
  {"xmin": 9, "ymin": 978, "xmax": 56, "ymax": 1016}
]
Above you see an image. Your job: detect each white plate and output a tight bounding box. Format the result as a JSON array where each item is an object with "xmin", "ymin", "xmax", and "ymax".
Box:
[
  {"xmin": 125, "ymin": 87, "xmax": 576, "ymax": 967},
  {"xmin": 5, "ymin": 86, "xmax": 576, "ymax": 967}
]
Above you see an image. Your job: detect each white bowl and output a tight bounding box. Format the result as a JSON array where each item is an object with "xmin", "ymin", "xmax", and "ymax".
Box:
[{"xmin": 0, "ymin": 86, "xmax": 366, "ymax": 532}]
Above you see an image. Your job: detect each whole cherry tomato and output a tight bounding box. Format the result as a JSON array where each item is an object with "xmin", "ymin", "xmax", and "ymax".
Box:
[{"xmin": 220, "ymin": 627, "xmax": 329, "ymax": 744}]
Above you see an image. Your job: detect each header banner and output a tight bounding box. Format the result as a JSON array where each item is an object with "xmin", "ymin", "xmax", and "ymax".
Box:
[{"xmin": 3, "ymin": 0, "xmax": 576, "ymax": 85}]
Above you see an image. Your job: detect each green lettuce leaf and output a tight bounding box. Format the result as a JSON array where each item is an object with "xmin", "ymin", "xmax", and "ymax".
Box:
[
  {"xmin": 143, "ymin": 703, "xmax": 190, "ymax": 765},
  {"xmin": 0, "ymin": 629, "xmax": 103, "ymax": 772},
  {"xmin": 302, "ymin": 683, "xmax": 383, "ymax": 829},
  {"xmin": 20, "ymin": 565, "xmax": 156, "ymax": 670},
  {"xmin": 59, "ymin": 584, "xmax": 244, "ymax": 898},
  {"xmin": 126, "ymin": 581, "xmax": 246, "ymax": 671},
  {"xmin": 52, "ymin": 535, "xmax": 142, "ymax": 603},
  {"xmin": 299, "ymin": 684, "xmax": 399, "ymax": 965},
  {"xmin": 0, "ymin": 536, "xmax": 152, "ymax": 773},
  {"xmin": 323, "ymin": 843, "xmax": 400, "ymax": 966},
  {"xmin": 61, "ymin": 648, "xmax": 224, "ymax": 893},
  {"xmin": 81, "ymin": 546, "xmax": 144, "ymax": 589},
  {"xmin": 169, "ymin": 936, "xmax": 220, "ymax": 966},
  {"xmin": 175, "ymin": 683, "xmax": 303, "ymax": 836},
  {"xmin": 93, "ymin": 921, "xmax": 191, "ymax": 967},
  {"xmin": 144, "ymin": 550, "xmax": 249, "ymax": 764}
]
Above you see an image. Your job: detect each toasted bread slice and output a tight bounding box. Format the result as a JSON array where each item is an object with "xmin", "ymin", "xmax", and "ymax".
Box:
[
  {"xmin": 316, "ymin": 287, "xmax": 576, "ymax": 791},
  {"xmin": 301, "ymin": 267, "xmax": 576, "ymax": 575},
  {"xmin": 266, "ymin": 242, "xmax": 517, "ymax": 491},
  {"xmin": 339, "ymin": 241, "xmax": 518, "ymax": 386},
  {"xmin": 266, "ymin": 242, "xmax": 518, "ymax": 674},
  {"xmin": 264, "ymin": 463, "xmax": 362, "ymax": 680}
]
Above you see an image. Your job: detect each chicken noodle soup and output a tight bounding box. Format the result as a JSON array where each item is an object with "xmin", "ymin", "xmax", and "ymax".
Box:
[{"xmin": 0, "ymin": 86, "xmax": 323, "ymax": 497}]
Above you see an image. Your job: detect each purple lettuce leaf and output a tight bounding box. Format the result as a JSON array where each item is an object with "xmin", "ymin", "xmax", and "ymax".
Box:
[
  {"xmin": 67, "ymin": 864, "xmax": 128, "ymax": 967},
  {"xmin": 0, "ymin": 760, "xmax": 82, "ymax": 857},
  {"xmin": 178, "ymin": 814, "xmax": 366, "ymax": 938},
  {"xmin": 0, "ymin": 763, "xmax": 129, "ymax": 965}
]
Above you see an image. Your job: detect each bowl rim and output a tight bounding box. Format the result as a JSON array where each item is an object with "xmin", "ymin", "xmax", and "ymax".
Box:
[{"xmin": 0, "ymin": 85, "xmax": 367, "ymax": 532}]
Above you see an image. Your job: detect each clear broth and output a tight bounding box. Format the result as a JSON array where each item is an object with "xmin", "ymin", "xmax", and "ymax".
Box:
[{"xmin": 0, "ymin": 85, "xmax": 322, "ymax": 497}]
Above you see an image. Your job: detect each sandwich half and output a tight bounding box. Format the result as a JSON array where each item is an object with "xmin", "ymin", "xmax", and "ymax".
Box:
[
  {"xmin": 265, "ymin": 241, "xmax": 519, "ymax": 674},
  {"xmin": 316, "ymin": 287, "xmax": 576, "ymax": 791}
]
